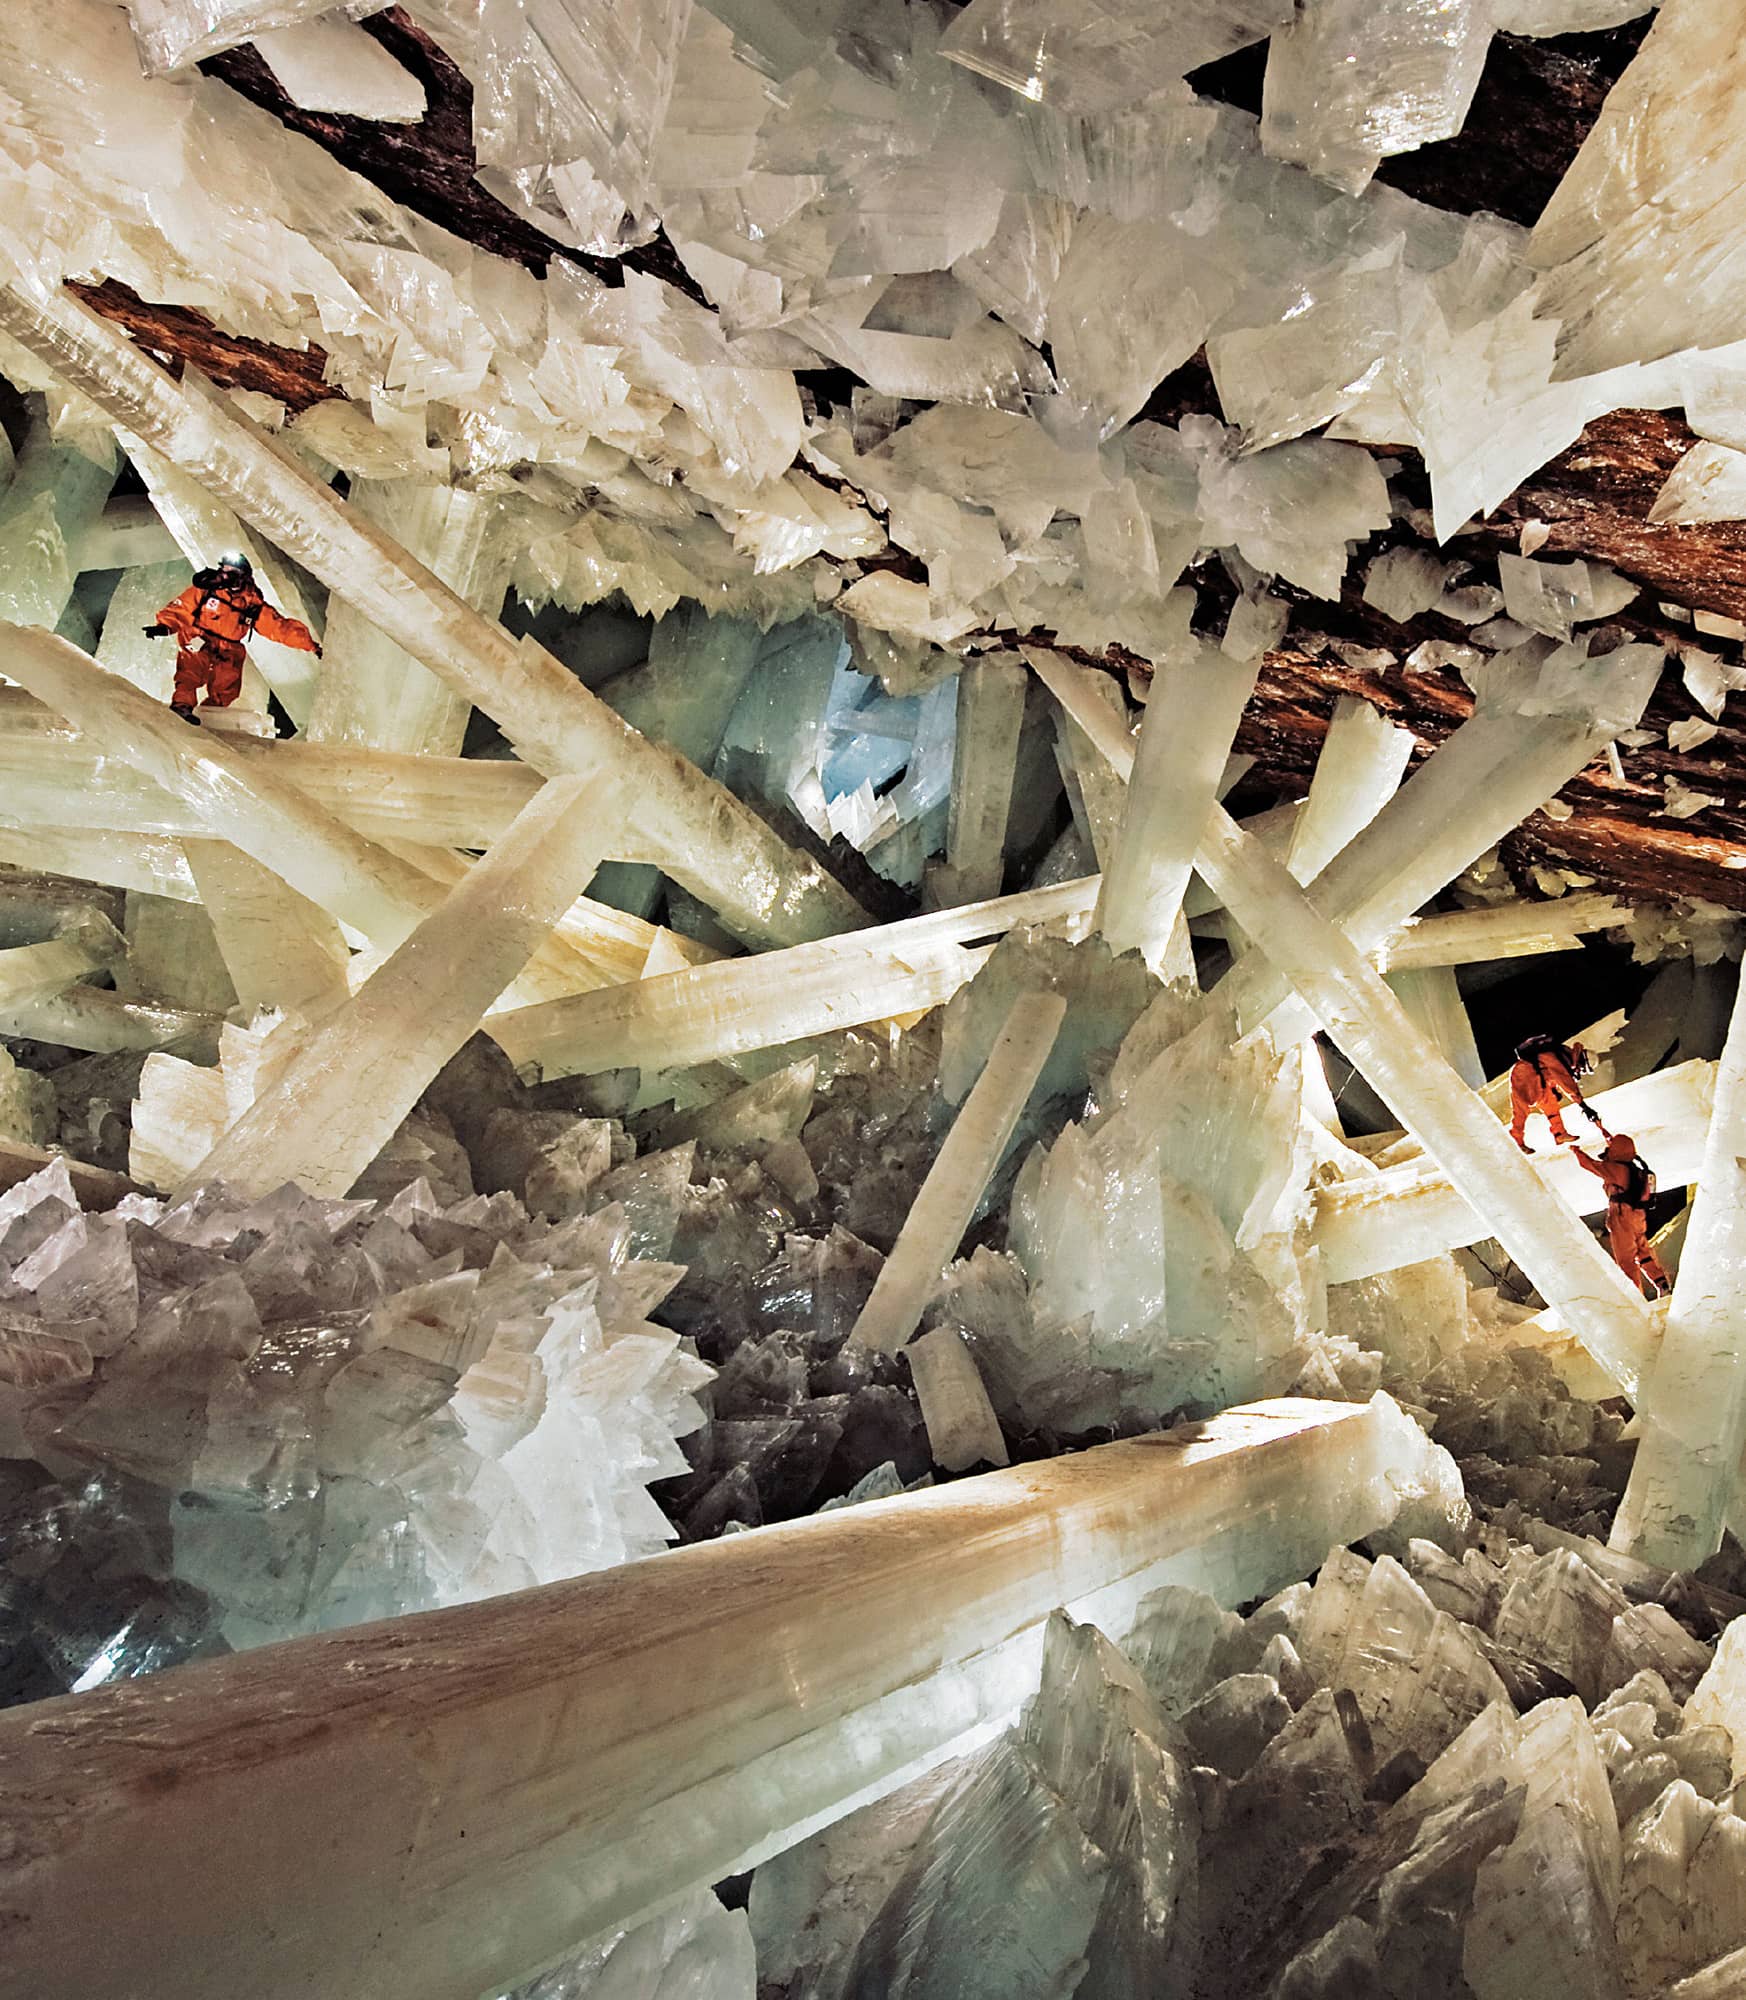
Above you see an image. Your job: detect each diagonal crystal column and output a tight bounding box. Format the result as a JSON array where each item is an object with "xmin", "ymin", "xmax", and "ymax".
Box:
[
  {"xmin": 1283, "ymin": 695, "xmax": 1415, "ymax": 885},
  {"xmin": 0, "ymin": 279, "xmax": 869, "ymax": 951},
  {"xmin": 187, "ymin": 772, "xmax": 616, "ymax": 1201},
  {"xmin": 934, "ymin": 656, "xmax": 1028, "ymax": 908},
  {"xmin": 1611, "ymin": 972, "xmax": 1746, "ymax": 1566},
  {"xmin": 852, "ymin": 989, "xmax": 1066, "ymax": 1353},
  {"xmin": 1214, "ymin": 643, "xmax": 1662, "ymax": 1040},
  {"xmin": 1093, "ymin": 640, "xmax": 1258, "ymax": 970},
  {"xmin": 305, "ymin": 481, "xmax": 516, "ymax": 758},
  {"xmin": 0, "ymin": 1394, "xmax": 1460, "ymax": 2000},
  {"xmin": 183, "ymin": 841, "xmax": 352, "ymax": 1021},
  {"xmin": 0, "ymin": 624, "xmax": 439, "ymax": 947},
  {"xmin": 1196, "ymin": 803, "xmax": 1657, "ymax": 1397}
]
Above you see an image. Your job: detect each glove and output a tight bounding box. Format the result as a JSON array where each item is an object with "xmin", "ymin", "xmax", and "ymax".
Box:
[
  {"xmin": 143, "ymin": 623, "xmax": 168, "ymax": 638},
  {"xmin": 313, "ymin": 643, "xmax": 324, "ymax": 659},
  {"xmin": 1583, "ymin": 1102, "xmax": 1603, "ymax": 1126}
]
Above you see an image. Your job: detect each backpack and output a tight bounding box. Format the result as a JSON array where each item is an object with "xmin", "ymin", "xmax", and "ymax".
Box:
[
  {"xmin": 1514, "ymin": 1032, "xmax": 1571, "ymax": 1071},
  {"xmin": 1621, "ymin": 1154, "xmax": 1655, "ymax": 1208}
]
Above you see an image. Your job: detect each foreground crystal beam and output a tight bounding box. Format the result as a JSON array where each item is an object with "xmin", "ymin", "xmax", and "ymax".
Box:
[
  {"xmin": 0, "ymin": 1394, "xmax": 1457, "ymax": 2000},
  {"xmin": 0, "ymin": 282, "xmax": 868, "ymax": 951},
  {"xmin": 1197, "ymin": 805, "xmax": 1657, "ymax": 1396},
  {"xmin": 0, "ymin": 625, "xmax": 439, "ymax": 946},
  {"xmin": 489, "ymin": 877, "xmax": 1099, "ymax": 1079},
  {"xmin": 1612, "ymin": 970, "xmax": 1746, "ymax": 1567},
  {"xmin": 853, "ymin": 990, "xmax": 1066, "ymax": 1353},
  {"xmin": 186, "ymin": 773, "xmax": 614, "ymax": 1200},
  {"xmin": 1316, "ymin": 1060, "xmax": 1717, "ymax": 1282},
  {"xmin": 183, "ymin": 840, "xmax": 352, "ymax": 1021},
  {"xmin": 1094, "ymin": 643, "xmax": 1258, "ymax": 968}
]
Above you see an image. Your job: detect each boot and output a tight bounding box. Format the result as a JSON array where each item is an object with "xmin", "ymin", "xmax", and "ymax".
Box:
[{"xmin": 171, "ymin": 703, "xmax": 202, "ymax": 727}]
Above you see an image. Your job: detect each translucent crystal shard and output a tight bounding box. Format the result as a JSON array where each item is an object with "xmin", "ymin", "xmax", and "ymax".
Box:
[
  {"xmin": 1214, "ymin": 641, "xmax": 1662, "ymax": 1041},
  {"xmin": 0, "ymin": 417, "xmax": 117, "ymax": 632},
  {"xmin": 0, "ymin": 283, "xmax": 867, "ymax": 951},
  {"xmin": 183, "ymin": 841, "xmax": 352, "ymax": 1021},
  {"xmin": 123, "ymin": 0, "xmax": 356, "ymax": 72},
  {"xmin": 1529, "ymin": 0, "xmax": 1746, "ymax": 376},
  {"xmin": 853, "ymin": 989, "xmax": 1065, "ymax": 1354},
  {"xmin": 1463, "ymin": 1699, "xmax": 1624, "ymax": 2000},
  {"xmin": 254, "ymin": 16, "xmax": 427, "ymax": 120},
  {"xmin": 1651, "ymin": 441, "xmax": 1746, "ymax": 525},
  {"xmin": 1095, "ymin": 644, "xmax": 1258, "ymax": 970},
  {"xmin": 905, "ymin": 1326, "xmax": 1010, "ymax": 1473},
  {"xmin": 1612, "ymin": 969, "xmax": 1746, "ymax": 1569},
  {"xmin": 190, "ymin": 775, "xmax": 614, "ymax": 1199},
  {"xmin": 1261, "ymin": 0, "xmax": 1493, "ymax": 194},
  {"xmin": 938, "ymin": 0, "xmax": 1295, "ymax": 113},
  {"xmin": 475, "ymin": 0, "xmax": 692, "ymax": 212}
]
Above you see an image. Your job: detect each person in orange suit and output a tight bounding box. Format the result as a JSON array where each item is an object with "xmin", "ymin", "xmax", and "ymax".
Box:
[
  {"xmin": 1574, "ymin": 1133, "xmax": 1670, "ymax": 1297},
  {"xmin": 145, "ymin": 553, "xmax": 320, "ymax": 726},
  {"xmin": 1507, "ymin": 1033, "xmax": 1598, "ymax": 1151}
]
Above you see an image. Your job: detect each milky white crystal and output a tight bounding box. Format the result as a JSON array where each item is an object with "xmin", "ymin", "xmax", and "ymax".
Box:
[
  {"xmin": 1262, "ymin": 0, "xmax": 1492, "ymax": 194},
  {"xmin": 255, "ymin": 15, "xmax": 426, "ymax": 120}
]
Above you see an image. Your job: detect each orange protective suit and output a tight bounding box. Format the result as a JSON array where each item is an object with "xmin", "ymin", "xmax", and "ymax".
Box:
[
  {"xmin": 1575, "ymin": 1137, "xmax": 1669, "ymax": 1295},
  {"xmin": 153, "ymin": 578, "xmax": 319, "ymax": 711},
  {"xmin": 1508, "ymin": 1046, "xmax": 1586, "ymax": 1149}
]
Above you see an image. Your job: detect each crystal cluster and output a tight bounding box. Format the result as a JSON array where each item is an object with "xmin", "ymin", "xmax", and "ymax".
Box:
[{"xmin": 754, "ymin": 1536, "xmax": 1746, "ymax": 2000}]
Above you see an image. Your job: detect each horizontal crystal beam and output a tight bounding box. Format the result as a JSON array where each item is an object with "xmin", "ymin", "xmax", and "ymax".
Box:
[
  {"xmin": 0, "ymin": 1394, "xmax": 1456, "ymax": 2000},
  {"xmin": 1375, "ymin": 891, "xmax": 1627, "ymax": 971},
  {"xmin": 0, "ymin": 983, "xmax": 221, "ymax": 1057},
  {"xmin": 1316, "ymin": 1060, "xmax": 1717, "ymax": 1282},
  {"xmin": 1196, "ymin": 804, "xmax": 1657, "ymax": 1397},
  {"xmin": 852, "ymin": 989, "xmax": 1066, "ymax": 1352},
  {"xmin": 0, "ymin": 281, "xmax": 869, "ymax": 951},
  {"xmin": 0, "ymin": 625, "xmax": 441, "ymax": 947},
  {"xmin": 188, "ymin": 774, "xmax": 614, "ymax": 1199},
  {"xmin": 0, "ymin": 926, "xmax": 121, "ymax": 1011},
  {"xmin": 489, "ymin": 877, "xmax": 1099, "ymax": 1078}
]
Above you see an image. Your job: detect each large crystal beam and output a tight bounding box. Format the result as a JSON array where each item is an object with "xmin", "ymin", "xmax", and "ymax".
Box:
[
  {"xmin": 1196, "ymin": 805, "xmax": 1658, "ymax": 1395},
  {"xmin": 0, "ymin": 726, "xmax": 545, "ymax": 850},
  {"xmin": 0, "ymin": 923, "xmax": 122, "ymax": 1011},
  {"xmin": 0, "ymin": 984, "xmax": 221, "ymax": 1058},
  {"xmin": 1094, "ymin": 642, "xmax": 1259, "ymax": 967},
  {"xmin": 184, "ymin": 840, "xmax": 351, "ymax": 1020},
  {"xmin": 1376, "ymin": 892, "xmax": 1627, "ymax": 972},
  {"xmin": 0, "ymin": 1394, "xmax": 1458, "ymax": 2000},
  {"xmin": 0, "ymin": 825, "xmax": 196, "ymax": 903},
  {"xmin": 936, "ymin": 656, "xmax": 1027, "ymax": 907},
  {"xmin": 0, "ymin": 281, "xmax": 868, "ymax": 951},
  {"xmin": 305, "ymin": 482, "xmax": 513, "ymax": 757},
  {"xmin": 1213, "ymin": 647, "xmax": 1661, "ymax": 1037},
  {"xmin": 853, "ymin": 990, "xmax": 1066, "ymax": 1353},
  {"xmin": 187, "ymin": 774, "xmax": 615, "ymax": 1200},
  {"xmin": 1612, "ymin": 972, "xmax": 1746, "ymax": 1567},
  {"xmin": 1284, "ymin": 695, "xmax": 1415, "ymax": 884},
  {"xmin": 0, "ymin": 624, "xmax": 439, "ymax": 945},
  {"xmin": 1316, "ymin": 1059, "xmax": 1717, "ymax": 1282},
  {"xmin": 490, "ymin": 877, "xmax": 1099, "ymax": 1078}
]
